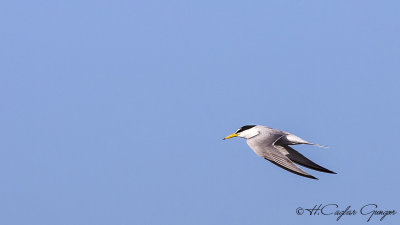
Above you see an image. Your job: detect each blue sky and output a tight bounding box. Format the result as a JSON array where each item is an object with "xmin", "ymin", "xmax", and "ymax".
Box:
[{"xmin": 1, "ymin": 1, "xmax": 399, "ymax": 224}]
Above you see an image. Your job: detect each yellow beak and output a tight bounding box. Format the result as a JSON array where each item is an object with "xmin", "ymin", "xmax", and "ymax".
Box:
[{"xmin": 223, "ymin": 133, "xmax": 238, "ymax": 140}]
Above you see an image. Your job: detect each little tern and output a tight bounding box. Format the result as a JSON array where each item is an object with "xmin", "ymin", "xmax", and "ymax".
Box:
[{"xmin": 223, "ymin": 125, "xmax": 336, "ymax": 179}]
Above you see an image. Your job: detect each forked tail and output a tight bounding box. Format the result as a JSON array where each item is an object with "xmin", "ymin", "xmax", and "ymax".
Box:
[{"xmin": 307, "ymin": 143, "xmax": 328, "ymax": 148}]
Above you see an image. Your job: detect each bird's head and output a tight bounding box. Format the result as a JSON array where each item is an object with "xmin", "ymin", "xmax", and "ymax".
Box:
[{"xmin": 223, "ymin": 125, "xmax": 259, "ymax": 140}]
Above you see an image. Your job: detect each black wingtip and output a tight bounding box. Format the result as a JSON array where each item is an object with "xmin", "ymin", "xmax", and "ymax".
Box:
[
  {"xmin": 307, "ymin": 175, "xmax": 318, "ymax": 180},
  {"xmin": 295, "ymin": 173, "xmax": 318, "ymax": 180},
  {"xmin": 281, "ymin": 145, "xmax": 337, "ymax": 175},
  {"xmin": 320, "ymin": 169, "xmax": 336, "ymax": 174},
  {"xmin": 265, "ymin": 157, "xmax": 319, "ymax": 180}
]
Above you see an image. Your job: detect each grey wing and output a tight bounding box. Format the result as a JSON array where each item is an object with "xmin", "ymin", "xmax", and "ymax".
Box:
[
  {"xmin": 262, "ymin": 145, "xmax": 318, "ymax": 179},
  {"xmin": 275, "ymin": 145, "xmax": 336, "ymax": 174}
]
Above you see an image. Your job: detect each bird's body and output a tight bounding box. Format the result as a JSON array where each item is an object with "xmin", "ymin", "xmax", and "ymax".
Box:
[{"xmin": 223, "ymin": 125, "xmax": 335, "ymax": 179}]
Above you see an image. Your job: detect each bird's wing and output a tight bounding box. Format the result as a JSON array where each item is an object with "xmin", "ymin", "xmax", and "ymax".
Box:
[
  {"xmin": 274, "ymin": 144, "xmax": 336, "ymax": 174},
  {"xmin": 247, "ymin": 133, "xmax": 317, "ymax": 179},
  {"xmin": 262, "ymin": 146, "xmax": 318, "ymax": 179}
]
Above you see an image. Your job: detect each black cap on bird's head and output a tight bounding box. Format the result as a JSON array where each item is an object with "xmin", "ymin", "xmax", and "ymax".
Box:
[
  {"xmin": 223, "ymin": 125, "xmax": 256, "ymax": 140},
  {"xmin": 235, "ymin": 125, "xmax": 256, "ymax": 134}
]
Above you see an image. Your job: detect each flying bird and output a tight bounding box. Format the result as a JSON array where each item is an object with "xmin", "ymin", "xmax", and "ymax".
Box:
[{"xmin": 223, "ymin": 125, "xmax": 336, "ymax": 179}]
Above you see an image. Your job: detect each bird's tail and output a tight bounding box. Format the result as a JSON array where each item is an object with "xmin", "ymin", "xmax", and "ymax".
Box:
[{"xmin": 307, "ymin": 143, "xmax": 328, "ymax": 148}]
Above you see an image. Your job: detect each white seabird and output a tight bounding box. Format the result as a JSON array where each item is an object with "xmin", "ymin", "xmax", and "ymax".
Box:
[{"xmin": 223, "ymin": 125, "xmax": 336, "ymax": 179}]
